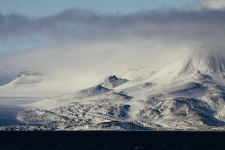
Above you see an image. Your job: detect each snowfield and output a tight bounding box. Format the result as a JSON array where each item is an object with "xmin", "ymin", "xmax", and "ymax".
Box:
[{"xmin": 2, "ymin": 49, "xmax": 225, "ymax": 131}]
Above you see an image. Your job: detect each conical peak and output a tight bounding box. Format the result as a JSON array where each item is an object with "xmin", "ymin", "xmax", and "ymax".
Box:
[
  {"xmin": 181, "ymin": 49, "xmax": 225, "ymax": 74},
  {"xmin": 191, "ymin": 49, "xmax": 225, "ymax": 62}
]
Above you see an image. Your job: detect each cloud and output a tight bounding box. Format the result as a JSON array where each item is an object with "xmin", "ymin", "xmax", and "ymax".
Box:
[
  {"xmin": 187, "ymin": 0, "xmax": 225, "ymax": 10},
  {"xmin": 0, "ymin": 7, "xmax": 224, "ymax": 47},
  {"xmin": 0, "ymin": 6, "xmax": 225, "ymax": 85}
]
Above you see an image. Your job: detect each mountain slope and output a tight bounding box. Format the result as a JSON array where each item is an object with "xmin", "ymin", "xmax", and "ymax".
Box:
[{"xmin": 25, "ymin": 85, "xmax": 111, "ymax": 110}]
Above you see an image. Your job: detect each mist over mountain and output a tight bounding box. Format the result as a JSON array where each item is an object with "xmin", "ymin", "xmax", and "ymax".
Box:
[
  {"xmin": 181, "ymin": 49, "xmax": 225, "ymax": 75},
  {"xmin": 1, "ymin": 2, "xmax": 225, "ymax": 86},
  {"xmin": 1, "ymin": 47, "xmax": 225, "ymax": 131},
  {"xmin": 1, "ymin": 0, "xmax": 225, "ymax": 131}
]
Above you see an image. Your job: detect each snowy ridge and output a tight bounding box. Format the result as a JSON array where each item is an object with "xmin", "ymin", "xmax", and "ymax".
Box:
[
  {"xmin": 25, "ymin": 85, "xmax": 110, "ymax": 110},
  {"xmin": 17, "ymin": 89, "xmax": 136, "ymax": 130}
]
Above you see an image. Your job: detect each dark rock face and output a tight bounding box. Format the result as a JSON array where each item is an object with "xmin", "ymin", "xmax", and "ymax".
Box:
[{"xmin": 101, "ymin": 75, "xmax": 128, "ymax": 88}]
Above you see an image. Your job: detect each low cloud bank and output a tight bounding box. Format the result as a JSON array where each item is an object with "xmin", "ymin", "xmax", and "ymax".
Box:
[{"xmin": 0, "ymin": 1, "xmax": 224, "ymax": 85}]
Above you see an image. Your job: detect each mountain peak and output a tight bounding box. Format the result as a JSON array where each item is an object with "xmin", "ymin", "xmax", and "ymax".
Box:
[
  {"xmin": 10, "ymin": 71, "xmax": 44, "ymax": 85},
  {"xmin": 181, "ymin": 49, "xmax": 225, "ymax": 75},
  {"xmin": 18, "ymin": 71, "xmax": 43, "ymax": 77},
  {"xmin": 101, "ymin": 75, "xmax": 128, "ymax": 88}
]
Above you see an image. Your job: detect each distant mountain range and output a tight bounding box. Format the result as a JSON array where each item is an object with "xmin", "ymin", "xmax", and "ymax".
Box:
[{"xmin": 2, "ymin": 49, "xmax": 225, "ymax": 131}]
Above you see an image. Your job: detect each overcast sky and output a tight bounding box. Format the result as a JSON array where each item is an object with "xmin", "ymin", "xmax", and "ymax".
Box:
[
  {"xmin": 0, "ymin": 0, "xmax": 225, "ymax": 85},
  {"xmin": 0, "ymin": 0, "xmax": 205, "ymax": 18}
]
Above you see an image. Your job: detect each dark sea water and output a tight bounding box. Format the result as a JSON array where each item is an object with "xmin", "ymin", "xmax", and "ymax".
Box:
[
  {"xmin": 0, "ymin": 131, "xmax": 225, "ymax": 150},
  {"xmin": 0, "ymin": 105, "xmax": 25, "ymax": 126}
]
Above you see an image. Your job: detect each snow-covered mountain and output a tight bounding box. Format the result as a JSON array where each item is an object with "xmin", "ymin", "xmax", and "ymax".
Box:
[
  {"xmin": 0, "ymin": 71, "xmax": 52, "ymax": 98},
  {"xmin": 0, "ymin": 71, "xmax": 95, "ymax": 98},
  {"xmin": 180, "ymin": 49, "xmax": 225, "ymax": 75},
  {"xmin": 5, "ymin": 49, "xmax": 225, "ymax": 131},
  {"xmin": 8, "ymin": 71, "xmax": 44, "ymax": 86}
]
